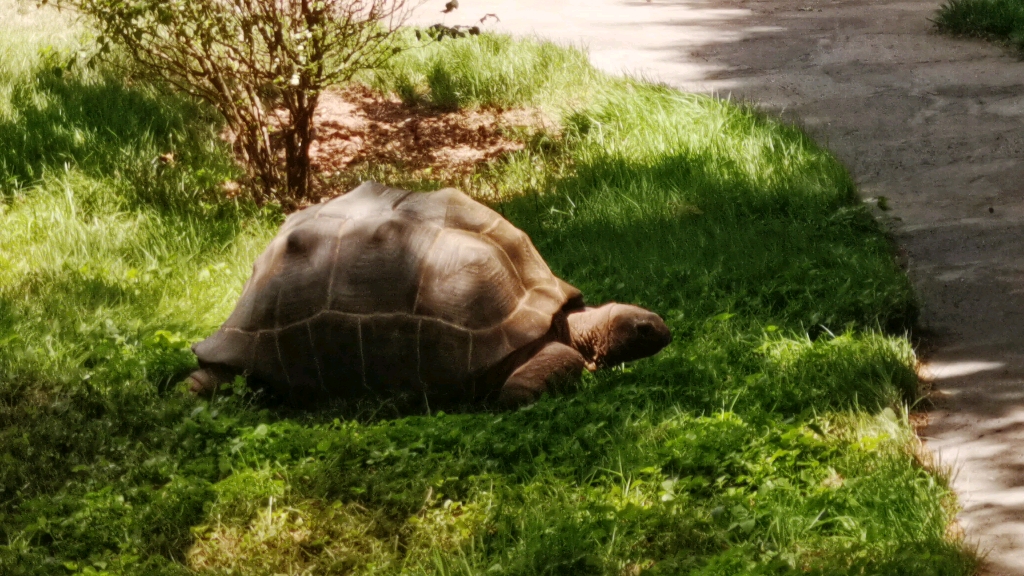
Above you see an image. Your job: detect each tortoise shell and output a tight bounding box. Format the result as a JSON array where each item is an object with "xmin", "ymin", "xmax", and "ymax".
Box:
[{"xmin": 192, "ymin": 182, "xmax": 583, "ymax": 403}]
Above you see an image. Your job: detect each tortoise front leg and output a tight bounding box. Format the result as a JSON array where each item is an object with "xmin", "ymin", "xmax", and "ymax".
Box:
[{"xmin": 498, "ymin": 342, "xmax": 587, "ymax": 408}]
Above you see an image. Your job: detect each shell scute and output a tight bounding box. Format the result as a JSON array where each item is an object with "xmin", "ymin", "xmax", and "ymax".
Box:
[
  {"xmin": 393, "ymin": 187, "xmax": 452, "ymax": 224},
  {"xmin": 418, "ymin": 318, "xmax": 474, "ymax": 396},
  {"xmin": 250, "ymin": 332, "xmax": 287, "ymax": 390},
  {"xmin": 413, "ymin": 229, "xmax": 524, "ymax": 330},
  {"xmin": 469, "ymin": 326, "xmax": 515, "ymax": 375},
  {"xmin": 361, "ymin": 315, "xmax": 427, "ymax": 396},
  {"xmin": 277, "ymin": 321, "xmax": 324, "ymax": 401},
  {"xmin": 279, "ymin": 202, "xmax": 325, "ymax": 234},
  {"xmin": 501, "ymin": 305, "xmax": 553, "ymax": 352},
  {"xmin": 437, "ymin": 188, "xmax": 503, "ymax": 232},
  {"xmin": 317, "ymin": 181, "xmax": 412, "ymax": 221},
  {"xmin": 273, "ymin": 220, "xmax": 339, "ymax": 327},
  {"xmin": 327, "ymin": 216, "xmax": 436, "ymax": 315},
  {"xmin": 309, "ymin": 312, "xmax": 365, "ymax": 395}
]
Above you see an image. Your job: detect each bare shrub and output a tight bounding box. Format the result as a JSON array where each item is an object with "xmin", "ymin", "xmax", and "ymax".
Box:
[{"xmin": 54, "ymin": 0, "xmax": 413, "ymax": 204}]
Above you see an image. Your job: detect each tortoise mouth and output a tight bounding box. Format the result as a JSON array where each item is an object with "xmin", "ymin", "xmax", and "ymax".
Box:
[{"xmin": 188, "ymin": 368, "xmax": 223, "ymax": 396}]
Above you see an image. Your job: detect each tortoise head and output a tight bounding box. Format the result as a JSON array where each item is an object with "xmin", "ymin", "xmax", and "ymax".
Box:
[{"xmin": 569, "ymin": 303, "xmax": 672, "ymax": 369}]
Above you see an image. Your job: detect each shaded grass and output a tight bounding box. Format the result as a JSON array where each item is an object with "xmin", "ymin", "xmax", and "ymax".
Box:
[
  {"xmin": 0, "ymin": 2, "xmax": 237, "ymax": 211},
  {"xmin": 0, "ymin": 10, "xmax": 974, "ymax": 576},
  {"xmin": 936, "ymin": 0, "xmax": 1024, "ymax": 48}
]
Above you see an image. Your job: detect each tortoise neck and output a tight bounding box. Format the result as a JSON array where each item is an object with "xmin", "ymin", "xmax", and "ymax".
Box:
[{"xmin": 566, "ymin": 306, "xmax": 611, "ymax": 370}]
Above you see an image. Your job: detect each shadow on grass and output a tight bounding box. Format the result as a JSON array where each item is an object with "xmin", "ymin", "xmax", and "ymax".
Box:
[
  {"xmin": 0, "ymin": 162, "xmax": 935, "ymax": 575},
  {"xmin": 0, "ymin": 66, "xmax": 234, "ymax": 212},
  {"xmin": 0, "ymin": 38, "xmax": 946, "ymax": 573}
]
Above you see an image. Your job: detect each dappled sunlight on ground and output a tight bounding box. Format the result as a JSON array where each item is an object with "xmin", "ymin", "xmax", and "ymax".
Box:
[
  {"xmin": 406, "ymin": 0, "xmax": 1024, "ymax": 572},
  {"xmin": 923, "ymin": 360, "xmax": 1006, "ymax": 380},
  {"xmin": 925, "ymin": 350, "xmax": 1024, "ymax": 575}
]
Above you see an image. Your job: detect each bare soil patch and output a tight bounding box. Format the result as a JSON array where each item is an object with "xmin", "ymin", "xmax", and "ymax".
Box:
[{"xmin": 307, "ymin": 86, "xmax": 551, "ymax": 198}]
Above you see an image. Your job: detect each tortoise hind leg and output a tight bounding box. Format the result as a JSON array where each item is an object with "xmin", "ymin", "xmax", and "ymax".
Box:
[{"xmin": 498, "ymin": 342, "xmax": 586, "ymax": 408}]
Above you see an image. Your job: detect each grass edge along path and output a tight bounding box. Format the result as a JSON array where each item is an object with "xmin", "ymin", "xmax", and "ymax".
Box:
[
  {"xmin": 0, "ymin": 8, "xmax": 976, "ymax": 576},
  {"xmin": 936, "ymin": 0, "xmax": 1024, "ymax": 48}
]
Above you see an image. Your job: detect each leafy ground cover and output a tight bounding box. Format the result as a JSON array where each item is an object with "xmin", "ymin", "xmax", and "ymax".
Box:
[
  {"xmin": 936, "ymin": 0, "xmax": 1024, "ymax": 48},
  {"xmin": 0, "ymin": 4, "xmax": 976, "ymax": 575}
]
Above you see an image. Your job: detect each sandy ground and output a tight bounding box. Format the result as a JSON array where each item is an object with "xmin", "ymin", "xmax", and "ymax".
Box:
[{"xmin": 410, "ymin": 0, "xmax": 1024, "ymax": 572}]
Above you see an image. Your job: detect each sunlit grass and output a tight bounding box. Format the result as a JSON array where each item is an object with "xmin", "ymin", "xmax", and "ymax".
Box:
[
  {"xmin": 0, "ymin": 8, "xmax": 975, "ymax": 576},
  {"xmin": 368, "ymin": 31, "xmax": 602, "ymax": 112}
]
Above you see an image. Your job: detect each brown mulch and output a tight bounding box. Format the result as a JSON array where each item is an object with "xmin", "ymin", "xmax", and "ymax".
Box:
[{"xmin": 307, "ymin": 86, "xmax": 552, "ymax": 194}]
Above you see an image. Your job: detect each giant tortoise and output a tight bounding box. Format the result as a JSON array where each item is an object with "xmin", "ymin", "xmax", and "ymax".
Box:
[{"xmin": 190, "ymin": 182, "xmax": 671, "ymax": 407}]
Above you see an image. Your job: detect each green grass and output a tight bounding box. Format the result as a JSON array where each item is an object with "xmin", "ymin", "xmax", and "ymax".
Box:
[
  {"xmin": 0, "ymin": 7, "xmax": 975, "ymax": 575},
  {"xmin": 936, "ymin": 0, "xmax": 1024, "ymax": 48},
  {"xmin": 368, "ymin": 31, "xmax": 602, "ymax": 112}
]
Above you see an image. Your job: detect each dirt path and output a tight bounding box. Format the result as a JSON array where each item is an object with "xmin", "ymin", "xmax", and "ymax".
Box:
[{"xmin": 414, "ymin": 1, "xmax": 1024, "ymax": 572}]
